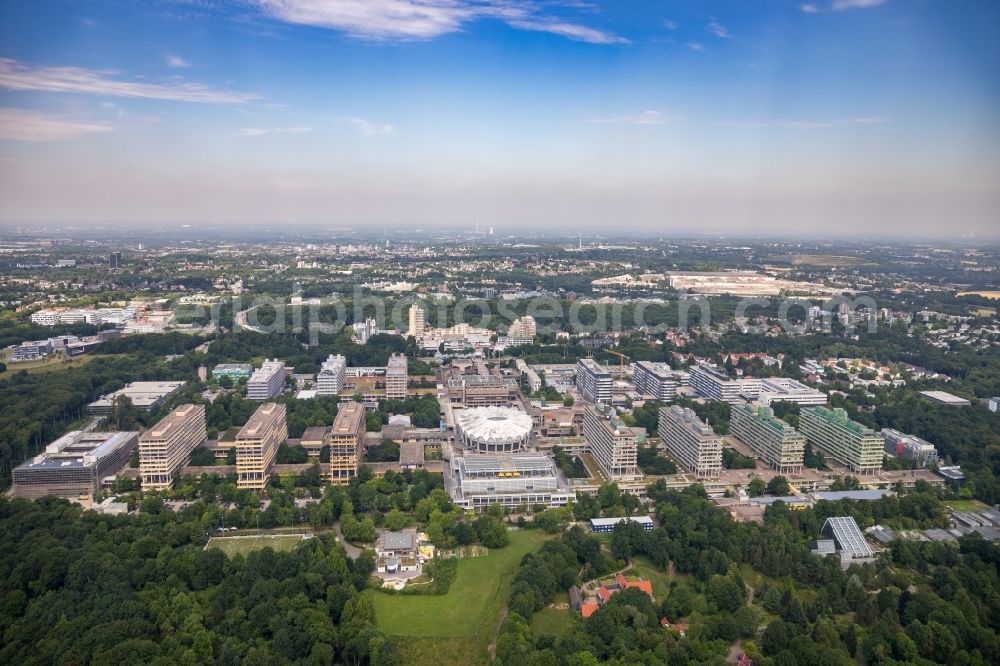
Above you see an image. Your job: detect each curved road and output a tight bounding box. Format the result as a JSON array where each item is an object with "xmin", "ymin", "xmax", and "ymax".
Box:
[{"xmin": 332, "ymin": 521, "xmax": 363, "ymax": 560}]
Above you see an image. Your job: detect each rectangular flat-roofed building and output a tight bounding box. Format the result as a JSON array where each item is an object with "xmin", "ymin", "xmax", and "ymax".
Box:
[
  {"xmin": 12, "ymin": 430, "xmax": 139, "ymax": 499},
  {"xmin": 329, "ymin": 401, "xmax": 366, "ymax": 484},
  {"xmin": 211, "ymin": 363, "xmax": 253, "ymax": 380},
  {"xmin": 582, "ymin": 404, "xmax": 641, "ymax": 480},
  {"xmin": 316, "ymin": 354, "xmax": 347, "ymax": 396},
  {"xmin": 589, "ymin": 516, "xmax": 654, "ymax": 533},
  {"xmin": 139, "ymin": 404, "xmax": 207, "ymax": 489},
  {"xmin": 657, "ymin": 405, "xmax": 722, "ymax": 478},
  {"xmin": 730, "ymin": 404, "xmax": 806, "ymax": 474},
  {"xmin": 632, "ymin": 361, "xmax": 681, "ymax": 401},
  {"xmin": 236, "ymin": 403, "xmax": 287, "ymax": 489},
  {"xmin": 247, "ymin": 359, "xmax": 286, "ymax": 400},
  {"xmin": 300, "ymin": 426, "xmax": 328, "ymax": 457},
  {"xmin": 919, "ymin": 390, "xmax": 971, "ymax": 407},
  {"xmin": 799, "ymin": 406, "xmax": 882, "ymax": 475},
  {"xmin": 385, "ymin": 353, "xmax": 408, "ymax": 400},
  {"xmin": 690, "ymin": 364, "xmax": 760, "ymax": 403},
  {"xmin": 453, "ymin": 453, "xmax": 573, "ymax": 511},
  {"xmin": 757, "ymin": 378, "xmax": 827, "ymax": 406},
  {"xmin": 881, "ymin": 428, "xmax": 938, "ymax": 467},
  {"xmin": 88, "ymin": 381, "xmax": 186, "ymax": 415},
  {"xmin": 576, "ymin": 359, "xmax": 613, "ymax": 404}
]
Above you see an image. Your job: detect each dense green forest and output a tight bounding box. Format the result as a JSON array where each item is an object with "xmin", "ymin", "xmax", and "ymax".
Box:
[
  {"xmin": 0, "ymin": 496, "xmax": 397, "ymax": 666},
  {"xmin": 497, "ymin": 484, "xmax": 1000, "ymax": 666}
]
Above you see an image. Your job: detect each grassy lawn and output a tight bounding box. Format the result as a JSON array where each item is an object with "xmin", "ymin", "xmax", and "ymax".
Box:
[
  {"xmin": 530, "ymin": 606, "xmax": 575, "ymax": 637},
  {"xmin": 206, "ymin": 533, "xmax": 309, "ymax": 556},
  {"xmin": 0, "ymin": 352, "xmax": 99, "ymax": 377},
  {"xmin": 371, "ymin": 529, "xmax": 551, "ymax": 666},
  {"xmin": 629, "ymin": 556, "xmax": 677, "ymax": 601},
  {"xmin": 943, "ymin": 499, "xmax": 988, "ymax": 512}
]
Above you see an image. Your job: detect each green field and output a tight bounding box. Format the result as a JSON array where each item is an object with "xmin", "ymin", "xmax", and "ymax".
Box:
[
  {"xmin": 944, "ymin": 499, "xmax": 988, "ymax": 512},
  {"xmin": 0, "ymin": 352, "xmax": 98, "ymax": 377},
  {"xmin": 370, "ymin": 529, "xmax": 551, "ymax": 666},
  {"xmin": 206, "ymin": 533, "xmax": 309, "ymax": 556},
  {"xmin": 530, "ymin": 605, "xmax": 575, "ymax": 637}
]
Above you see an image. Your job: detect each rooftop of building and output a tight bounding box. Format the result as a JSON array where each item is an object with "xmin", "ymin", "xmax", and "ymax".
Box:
[
  {"xmin": 332, "ymin": 401, "xmax": 365, "ymax": 435},
  {"xmin": 17, "ymin": 431, "xmax": 139, "ymax": 471},
  {"xmin": 144, "ymin": 404, "xmax": 204, "ymax": 440},
  {"xmin": 237, "ymin": 403, "xmax": 284, "ymax": 439}
]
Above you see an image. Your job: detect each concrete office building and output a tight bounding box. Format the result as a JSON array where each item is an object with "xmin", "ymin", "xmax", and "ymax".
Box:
[
  {"xmin": 799, "ymin": 407, "xmax": 883, "ymax": 475},
  {"xmin": 316, "ymin": 354, "xmax": 347, "ymax": 396},
  {"xmin": 690, "ymin": 364, "xmax": 761, "ymax": 403},
  {"xmin": 508, "ymin": 315, "xmax": 537, "ymax": 339},
  {"xmin": 211, "ymin": 363, "xmax": 253, "ymax": 380},
  {"xmin": 139, "ymin": 404, "xmax": 207, "ymax": 490},
  {"xmin": 730, "ymin": 404, "xmax": 806, "ymax": 474},
  {"xmin": 576, "ymin": 358, "xmax": 613, "ymax": 404},
  {"xmin": 881, "ymin": 428, "xmax": 939, "ymax": 467},
  {"xmin": 657, "ymin": 405, "xmax": 723, "ymax": 478},
  {"xmin": 299, "ymin": 426, "xmax": 328, "ymax": 457},
  {"xmin": 12, "ymin": 430, "xmax": 139, "ymax": 499},
  {"xmin": 385, "ymin": 353, "xmax": 408, "ymax": 400},
  {"xmin": 236, "ymin": 403, "xmax": 287, "ymax": 489},
  {"xmin": 632, "ymin": 361, "xmax": 681, "ymax": 401},
  {"xmin": 582, "ymin": 404, "xmax": 641, "ymax": 481},
  {"xmin": 247, "ymin": 359, "xmax": 286, "ymax": 400},
  {"xmin": 88, "ymin": 381, "xmax": 186, "ymax": 415},
  {"xmin": 328, "ymin": 401, "xmax": 366, "ymax": 484},
  {"xmin": 452, "ymin": 454, "xmax": 573, "ymax": 511},
  {"xmin": 408, "ymin": 304, "xmax": 425, "ymax": 337},
  {"xmin": 756, "ymin": 378, "xmax": 827, "ymax": 406},
  {"xmin": 515, "ymin": 359, "xmax": 542, "ymax": 393}
]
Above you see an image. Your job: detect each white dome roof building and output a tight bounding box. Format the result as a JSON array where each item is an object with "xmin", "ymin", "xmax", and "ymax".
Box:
[{"xmin": 455, "ymin": 406, "xmax": 533, "ymax": 453}]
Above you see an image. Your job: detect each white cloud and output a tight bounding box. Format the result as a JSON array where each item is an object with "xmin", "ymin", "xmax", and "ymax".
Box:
[
  {"xmin": 239, "ymin": 126, "xmax": 316, "ymax": 136},
  {"xmin": 663, "ymin": 20, "xmax": 677, "ymax": 30},
  {"xmin": 687, "ymin": 42, "xmax": 704, "ymax": 51},
  {"xmin": 585, "ymin": 110, "xmax": 680, "ymax": 125},
  {"xmin": 0, "ymin": 58, "xmax": 258, "ymax": 104},
  {"xmin": 708, "ymin": 20, "xmax": 731, "ymax": 39},
  {"xmin": 832, "ymin": 0, "xmax": 887, "ymax": 9},
  {"xmin": 338, "ymin": 117, "xmax": 394, "ymax": 136},
  {"xmin": 254, "ymin": 0, "xmax": 624, "ymax": 44},
  {"xmin": 0, "ymin": 107, "xmax": 113, "ymax": 141},
  {"xmin": 506, "ymin": 19, "xmax": 627, "ymax": 44},
  {"xmin": 165, "ymin": 54, "xmax": 191, "ymax": 68},
  {"xmin": 801, "ymin": 3, "xmax": 820, "ymax": 13}
]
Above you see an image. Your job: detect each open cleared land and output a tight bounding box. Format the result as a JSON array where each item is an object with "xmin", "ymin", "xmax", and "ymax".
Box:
[
  {"xmin": 767, "ymin": 254, "xmax": 871, "ymax": 267},
  {"xmin": 530, "ymin": 605, "xmax": 575, "ymax": 637},
  {"xmin": 957, "ymin": 291, "xmax": 1000, "ymax": 300},
  {"xmin": 369, "ymin": 529, "xmax": 551, "ymax": 666},
  {"xmin": 943, "ymin": 499, "xmax": 989, "ymax": 512},
  {"xmin": 0, "ymin": 352, "xmax": 98, "ymax": 377},
  {"xmin": 206, "ymin": 533, "xmax": 310, "ymax": 556}
]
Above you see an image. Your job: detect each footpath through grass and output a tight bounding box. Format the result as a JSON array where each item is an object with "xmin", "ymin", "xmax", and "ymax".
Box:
[{"xmin": 370, "ymin": 529, "xmax": 551, "ymax": 666}]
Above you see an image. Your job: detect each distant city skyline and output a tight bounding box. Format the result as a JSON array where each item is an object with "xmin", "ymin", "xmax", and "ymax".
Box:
[{"xmin": 0, "ymin": 0, "xmax": 998, "ymax": 235}]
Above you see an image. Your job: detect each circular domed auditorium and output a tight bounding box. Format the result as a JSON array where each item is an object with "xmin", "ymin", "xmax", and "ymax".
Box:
[{"xmin": 455, "ymin": 406, "xmax": 533, "ymax": 453}]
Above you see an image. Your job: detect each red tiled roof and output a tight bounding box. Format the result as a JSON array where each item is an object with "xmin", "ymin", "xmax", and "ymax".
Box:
[
  {"xmin": 615, "ymin": 573, "xmax": 627, "ymax": 588},
  {"xmin": 597, "ymin": 587, "xmax": 612, "ymax": 603},
  {"xmin": 626, "ymin": 580, "xmax": 653, "ymax": 595},
  {"xmin": 581, "ymin": 603, "xmax": 599, "ymax": 618}
]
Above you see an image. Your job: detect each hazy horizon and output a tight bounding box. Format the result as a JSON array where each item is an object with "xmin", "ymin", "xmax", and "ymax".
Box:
[{"xmin": 1, "ymin": 1, "xmax": 998, "ymax": 235}]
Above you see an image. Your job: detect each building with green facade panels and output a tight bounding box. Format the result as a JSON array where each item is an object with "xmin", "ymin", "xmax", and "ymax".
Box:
[
  {"xmin": 730, "ymin": 404, "xmax": 805, "ymax": 474},
  {"xmin": 799, "ymin": 406, "xmax": 883, "ymax": 475}
]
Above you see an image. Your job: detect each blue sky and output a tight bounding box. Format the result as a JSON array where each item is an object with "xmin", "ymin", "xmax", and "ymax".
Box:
[{"xmin": 0, "ymin": 0, "xmax": 998, "ymax": 236}]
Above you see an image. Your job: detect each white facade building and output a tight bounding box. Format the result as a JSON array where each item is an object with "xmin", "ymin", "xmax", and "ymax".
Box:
[
  {"xmin": 247, "ymin": 359, "xmax": 286, "ymax": 400},
  {"xmin": 315, "ymin": 354, "xmax": 347, "ymax": 396}
]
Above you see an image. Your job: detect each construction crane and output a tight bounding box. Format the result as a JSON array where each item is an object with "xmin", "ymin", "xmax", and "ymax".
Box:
[{"xmin": 607, "ymin": 350, "xmax": 629, "ymax": 368}]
